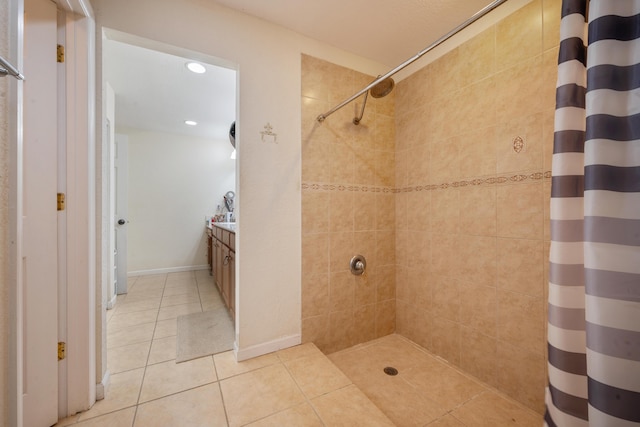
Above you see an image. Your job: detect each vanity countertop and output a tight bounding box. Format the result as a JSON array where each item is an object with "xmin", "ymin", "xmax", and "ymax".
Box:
[{"xmin": 208, "ymin": 222, "xmax": 236, "ymax": 233}]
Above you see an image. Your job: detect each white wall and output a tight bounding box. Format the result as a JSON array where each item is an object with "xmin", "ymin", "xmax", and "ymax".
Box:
[
  {"xmin": 92, "ymin": 0, "xmax": 388, "ymax": 357},
  {"xmin": 124, "ymin": 128, "xmax": 235, "ymax": 273}
]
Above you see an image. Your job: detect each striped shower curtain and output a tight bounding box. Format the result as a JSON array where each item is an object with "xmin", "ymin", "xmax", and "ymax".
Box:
[{"xmin": 545, "ymin": 0, "xmax": 640, "ymax": 426}]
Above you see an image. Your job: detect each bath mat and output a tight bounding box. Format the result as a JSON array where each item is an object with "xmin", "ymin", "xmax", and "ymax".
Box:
[{"xmin": 176, "ymin": 307, "xmax": 234, "ymax": 363}]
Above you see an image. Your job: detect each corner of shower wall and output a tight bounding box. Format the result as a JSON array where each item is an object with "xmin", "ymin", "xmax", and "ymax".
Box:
[
  {"xmin": 300, "ymin": 53, "xmax": 397, "ymax": 355},
  {"xmin": 393, "ymin": 0, "xmax": 560, "ymax": 414}
]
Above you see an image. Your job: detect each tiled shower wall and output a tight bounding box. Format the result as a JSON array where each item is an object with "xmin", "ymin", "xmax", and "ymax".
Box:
[
  {"xmin": 301, "ymin": 0, "xmax": 559, "ymax": 414},
  {"xmin": 301, "ymin": 55, "xmax": 397, "ymax": 354},
  {"xmin": 394, "ymin": 0, "xmax": 559, "ymax": 413}
]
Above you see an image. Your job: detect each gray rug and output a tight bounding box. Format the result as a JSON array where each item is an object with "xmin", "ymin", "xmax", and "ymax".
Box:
[{"xmin": 176, "ymin": 307, "xmax": 234, "ymax": 363}]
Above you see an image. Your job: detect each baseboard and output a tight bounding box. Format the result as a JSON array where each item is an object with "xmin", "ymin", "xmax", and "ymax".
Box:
[
  {"xmin": 128, "ymin": 265, "xmax": 208, "ymax": 277},
  {"xmin": 234, "ymin": 334, "xmax": 301, "ymax": 362},
  {"xmin": 96, "ymin": 370, "xmax": 110, "ymax": 401},
  {"xmin": 106, "ymin": 293, "xmax": 117, "ymax": 310}
]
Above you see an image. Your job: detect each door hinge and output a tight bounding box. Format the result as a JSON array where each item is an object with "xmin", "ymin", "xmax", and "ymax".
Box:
[
  {"xmin": 57, "ymin": 44, "xmax": 65, "ymax": 63},
  {"xmin": 58, "ymin": 342, "xmax": 66, "ymax": 361},
  {"xmin": 57, "ymin": 193, "xmax": 65, "ymax": 211}
]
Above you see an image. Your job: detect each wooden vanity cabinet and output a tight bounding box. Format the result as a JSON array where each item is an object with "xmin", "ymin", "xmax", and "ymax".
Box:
[{"xmin": 207, "ymin": 225, "xmax": 235, "ymax": 319}]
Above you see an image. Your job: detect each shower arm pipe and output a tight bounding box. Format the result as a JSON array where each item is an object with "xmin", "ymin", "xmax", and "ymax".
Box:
[
  {"xmin": 316, "ymin": 0, "xmax": 508, "ymax": 123},
  {"xmin": 0, "ymin": 54, "xmax": 25, "ymax": 80}
]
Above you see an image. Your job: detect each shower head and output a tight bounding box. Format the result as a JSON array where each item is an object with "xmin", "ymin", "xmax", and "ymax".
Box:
[
  {"xmin": 369, "ymin": 77, "xmax": 395, "ymax": 98},
  {"xmin": 352, "ymin": 77, "xmax": 395, "ymax": 125}
]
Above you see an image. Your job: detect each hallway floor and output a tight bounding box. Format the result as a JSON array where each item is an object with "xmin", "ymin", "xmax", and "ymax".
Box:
[{"xmin": 55, "ymin": 271, "xmax": 542, "ymax": 426}]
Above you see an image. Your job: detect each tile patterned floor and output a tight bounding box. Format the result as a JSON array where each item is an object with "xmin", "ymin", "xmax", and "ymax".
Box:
[{"xmin": 55, "ymin": 271, "xmax": 542, "ymax": 426}]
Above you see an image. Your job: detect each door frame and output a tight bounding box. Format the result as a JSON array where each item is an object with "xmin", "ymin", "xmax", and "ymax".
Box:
[{"xmin": 7, "ymin": 0, "xmax": 96, "ymax": 424}]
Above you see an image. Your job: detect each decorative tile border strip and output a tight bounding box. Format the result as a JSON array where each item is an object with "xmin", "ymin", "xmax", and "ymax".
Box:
[{"xmin": 302, "ymin": 171, "xmax": 552, "ymax": 193}]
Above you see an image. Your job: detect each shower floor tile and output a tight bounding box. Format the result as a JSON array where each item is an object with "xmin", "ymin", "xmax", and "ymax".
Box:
[{"xmin": 330, "ymin": 334, "xmax": 542, "ymax": 426}]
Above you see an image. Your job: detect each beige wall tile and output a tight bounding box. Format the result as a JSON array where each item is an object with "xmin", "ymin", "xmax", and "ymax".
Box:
[
  {"xmin": 432, "ymin": 276, "xmax": 460, "ymax": 323},
  {"xmin": 329, "ymin": 271, "xmax": 355, "ymax": 312},
  {"xmin": 376, "ymin": 193, "xmax": 396, "ymax": 230},
  {"xmin": 375, "ymin": 230, "xmax": 396, "ymax": 266},
  {"xmin": 354, "ymin": 266, "xmax": 376, "ymax": 307},
  {"xmin": 407, "ymin": 192, "xmax": 430, "ymax": 231},
  {"xmin": 353, "ymin": 148, "xmax": 377, "ymax": 185},
  {"xmin": 395, "ymin": 149, "xmax": 408, "ymax": 188},
  {"xmin": 542, "ymin": 47, "xmax": 560, "ymax": 111},
  {"xmin": 497, "ymin": 238, "xmax": 544, "ymax": 297},
  {"xmin": 329, "ymin": 309, "xmax": 356, "ymax": 352},
  {"xmin": 459, "ymin": 235, "xmax": 497, "ymax": 287},
  {"xmin": 408, "ymin": 144, "xmax": 430, "ymax": 185},
  {"xmin": 407, "ymin": 230, "xmax": 430, "ymax": 268},
  {"xmin": 395, "ymin": 228, "xmax": 408, "ymax": 267},
  {"xmin": 432, "ymin": 317, "xmax": 460, "ymax": 365},
  {"xmin": 497, "ymin": 341, "xmax": 546, "ymax": 413},
  {"xmin": 329, "ymin": 191, "xmax": 354, "ymax": 232},
  {"xmin": 460, "ymin": 27, "xmax": 497, "ymax": 87},
  {"xmin": 354, "ymin": 303, "xmax": 377, "ymax": 344},
  {"xmin": 460, "ymin": 327, "xmax": 498, "ymax": 387},
  {"xmin": 497, "ymin": 183, "xmax": 544, "ymax": 239},
  {"xmin": 376, "ymin": 150, "xmax": 395, "ymax": 187},
  {"xmin": 494, "ymin": 56, "xmax": 543, "ymax": 123},
  {"xmin": 301, "ymin": 314, "xmax": 330, "ymax": 352},
  {"xmin": 396, "ymin": 105, "xmax": 430, "ymax": 151},
  {"xmin": 542, "ymin": 108, "xmax": 555, "ymax": 173},
  {"xmin": 497, "ymin": 290, "xmax": 545, "ymax": 355},
  {"xmin": 458, "ymin": 126, "xmax": 498, "ymax": 178},
  {"xmin": 376, "ymin": 264, "xmax": 396, "ymax": 302},
  {"xmin": 430, "ymin": 189, "xmax": 460, "ymax": 234},
  {"xmin": 376, "ymin": 299, "xmax": 396, "ymax": 338},
  {"xmin": 431, "ymin": 48, "xmax": 464, "ymax": 99},
  {"xmin": 459, "ymin": 281, "xmax": 497, "ymax": 338},
  {"xmin": 356, "ymin": 231, "xmax": 376, "ymax": 271},
  {"xmin": 302, "ymin": 272, "xmax": 329, "ymax": 318},
  {"xmin": 405, "ymin": 266, "xmax": 431, "ymax": 310},
  {"xmin": 431, "ymin": 135, "xmax": 460, "ymax": 182},
  {"xmin": 431, "ymin": 234, "xmax": 461, "ymax": 278},
  {"xmin": 374, "ymin": 114, "xmax": 396, "ymax": 150},
  {"xmin": 330, "ymin": 231, "xmax": 354, "ymax": 272},
  {"xmin": 496, "ymin": 113, "xmax": 544, "ymax": 174},
  {"xmin": 496, "ymin": 0, "xmax": 543, "ymax": 71},
  {"xmin": 301, "ymin": 233, "xmax": 328, "ymax": 276},
  {"xmin": 353, "ymin": 192, "xmax": 376, "ymax": 231},
  {"xmin": 458, "ymin": 77, "xmax": 497, "ymax": 135},
  {"xmin": 301, "ymin": 136, "xmax": 331, "ymax": 182},
  {"xmin": 543, "ymin": 0, "xmax": 562, "ymax": 51},
  {"xmin": 302, "ymin": 192, "xmax": 329, "ymax": 234},
  {"xmin": 459, "ymin": 186, "xmax": 497, "ymax": 236}
]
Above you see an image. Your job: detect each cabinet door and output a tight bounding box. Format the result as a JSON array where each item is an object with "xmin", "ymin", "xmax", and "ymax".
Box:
[
  {"xmin": 222, "ymin": 245, "xmax": 231, "ymax": 308},
  {"xmin": 207, "ymin": 233, "xmax": 213, "ymax": 275},
  {"xmin": 214, "ymin": 239, "xmax": 223, "ymax": 293},
  {"xmin": 228, "ymin": 250, "xmax": 235, "ymax": 320}
]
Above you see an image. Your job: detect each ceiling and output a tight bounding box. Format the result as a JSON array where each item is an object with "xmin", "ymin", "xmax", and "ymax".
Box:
[
  {"xmin": 213, "ymin": 0, "xmax": 498, "ymax": 67},
  {"xmin": 104, "ymin": 0, "xmax": 498, "ymax": 140},
  {"xmin": 104, "ymin": 39, "xmax": 237, "ymax": 141}
]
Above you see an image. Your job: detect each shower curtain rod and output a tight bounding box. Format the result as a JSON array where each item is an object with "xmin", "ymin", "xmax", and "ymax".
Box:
[
  {"xmin": 316, "ymin": 0, "xmax": 508, "ymax": 122},
  {"xmin": 0, "ymin": 54, "xmax": 25, "ymax": 80}
]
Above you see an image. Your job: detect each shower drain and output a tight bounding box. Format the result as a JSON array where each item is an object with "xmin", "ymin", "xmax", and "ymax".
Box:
[{"xmin": 383, "ymin": 367, "xmax": 398, "ymax": 376}]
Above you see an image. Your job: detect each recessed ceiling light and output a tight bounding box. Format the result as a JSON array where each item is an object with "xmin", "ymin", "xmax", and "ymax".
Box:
[
  {"xmin": 186, "ymin": 62, "xmax": 206, "ymax": 74},
  {"xmin": 184, "ymin": 120, "xmax": 197, "ymax": 126}
]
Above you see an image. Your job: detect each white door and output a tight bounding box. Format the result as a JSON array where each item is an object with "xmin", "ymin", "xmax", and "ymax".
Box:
[
  {"xmin": 23, "ymin": 0, "xmax": 59, "ymax": 425},
  {"xmin": 115, "ymin": 134, "xmax": 129, "ymax": 294}
]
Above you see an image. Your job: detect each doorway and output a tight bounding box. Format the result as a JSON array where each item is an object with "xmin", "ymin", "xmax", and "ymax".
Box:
[{"xmin": 100, "ymin": 29, "xmax": 238, "ymax": 385}]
